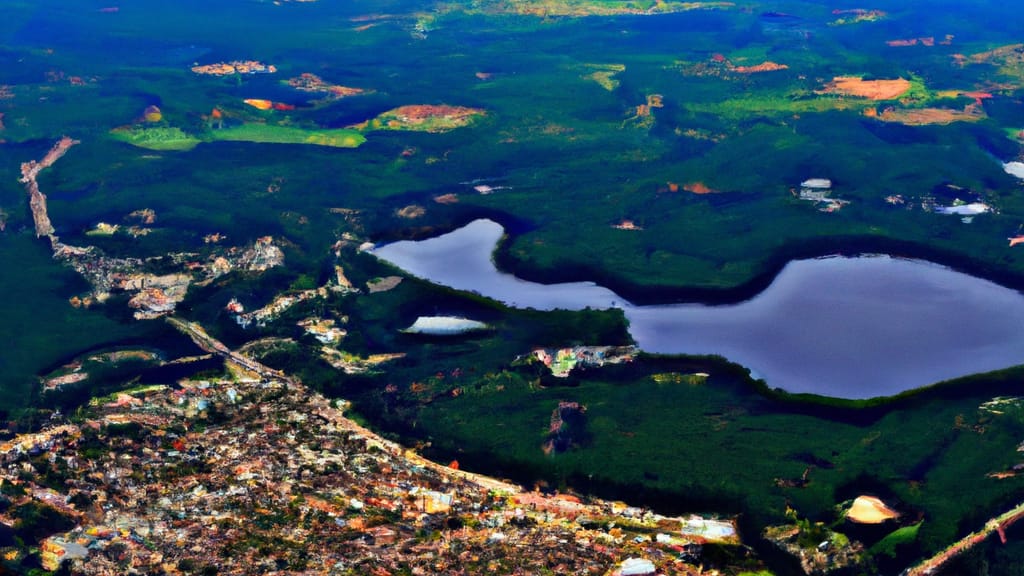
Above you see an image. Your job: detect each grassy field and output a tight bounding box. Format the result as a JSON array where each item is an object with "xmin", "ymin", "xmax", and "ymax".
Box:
[
  {"xmin": 211, "ymin": 124, "xmax": 366, "ymax": 148},
  {"xmin": 109, "ymin": 124, "xmax": 366, "ymax": 150}
]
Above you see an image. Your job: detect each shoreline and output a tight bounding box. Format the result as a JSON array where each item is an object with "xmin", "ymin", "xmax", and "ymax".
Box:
[
  {"xmin": 494, "ymin": 228, "xmax": 1024, "ymax": 308},
  {"xmin": 371, "ymin": 216, "xmax": 1024, "ymax": 400},
  {"xmin": 371, "ymin": 208, "xmax": 1024, "ymax": 308}
]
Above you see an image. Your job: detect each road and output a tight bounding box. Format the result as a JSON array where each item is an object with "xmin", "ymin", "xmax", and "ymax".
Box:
[
  {"xmin": 904, "ymin": 499, "xmax": 1024, "ymax": 575},
  {"xmin": 166, "ymin": 315, "xmax": 523, "ymax": 496},
  {"xmin": 166, "ymin": 316, "xmax": 293, "ymax": 384}
]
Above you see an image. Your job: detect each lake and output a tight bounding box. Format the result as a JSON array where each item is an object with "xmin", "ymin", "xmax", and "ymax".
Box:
[{"xmin": 371, "ymin": 219, "xmax": 1024, "ymax": 399}]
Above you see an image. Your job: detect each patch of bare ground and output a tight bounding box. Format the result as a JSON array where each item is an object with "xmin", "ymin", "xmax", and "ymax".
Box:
[
  {"xmin": 821, "ymin": 76, "xmax": 911, "ymax": 100},
  {"xmin": 877, "ymin": 104, "xmax": 985, "ymax": 125}
]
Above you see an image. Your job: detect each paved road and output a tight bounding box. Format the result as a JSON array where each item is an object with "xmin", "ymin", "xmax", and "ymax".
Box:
[{"xmin": 167, "ymin": 315, "xmax": 522, "ymax": 496}]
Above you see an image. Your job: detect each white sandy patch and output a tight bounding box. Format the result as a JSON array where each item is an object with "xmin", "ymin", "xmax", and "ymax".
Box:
[
  {"xmin": 847, "ymin": 495, "xmax": 900, "ymax": 524},
  {"xmin": 1004, "ymin": 162, "xmax": 1024, "ymax": 179},
  {"xmin": 403, "ymin": 316, "xmax": 489, "ymax": 335}
]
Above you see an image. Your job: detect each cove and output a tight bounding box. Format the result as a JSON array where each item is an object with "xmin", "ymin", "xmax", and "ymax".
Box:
[{"xmin": 370, "ymin": 219, "xmax": 1024, "ymax": 399}]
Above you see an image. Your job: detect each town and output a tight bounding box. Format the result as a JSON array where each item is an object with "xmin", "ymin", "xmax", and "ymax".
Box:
[{"xmin": 0, "ymin": 320, "xmax": 747, "ymax": 575}]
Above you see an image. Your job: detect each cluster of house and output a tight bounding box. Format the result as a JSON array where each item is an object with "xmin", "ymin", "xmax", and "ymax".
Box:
[
  {"xmin": 53, "ymin": 232, "xmax": 289, "ymax": 320},
  {"xmin": 795, "ymin": 179, "xmax": 850, "ymax": 213},
  {"xmin": 231, "ymin": 265, "xmax": 358, "ymax": 329},
  {"xmin": 801, "ymin": 177, "xmax": 1007, "ymax": 226},
  {"xmin": 0, "ymin": 365, "xmax": 747, "ymax": 575},
  {"xmin": 533, "ymin": 346, "xmax": 639, "ymax": 377}
]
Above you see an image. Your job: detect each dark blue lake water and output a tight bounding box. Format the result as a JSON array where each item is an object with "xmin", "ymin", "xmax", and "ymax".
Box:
[{"xmin": 372, "ymin": 219, "xmax": 1024, "ymax": 399}]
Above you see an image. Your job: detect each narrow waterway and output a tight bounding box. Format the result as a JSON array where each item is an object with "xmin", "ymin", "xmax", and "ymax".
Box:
[{"xmin": 371, "ymin": 219, "xmax": 1024, "ymax": 399}]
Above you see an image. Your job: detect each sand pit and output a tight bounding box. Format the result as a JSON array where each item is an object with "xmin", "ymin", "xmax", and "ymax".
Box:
[
  {"xmin": 878, "ymin": 105, "xmax": 983, "ymax": 125},
  {"xmin": 847, "ymin": 495, "xmax": 900, "ymax": 524},
  {"xmin": 822, "ymin": 76, "xmax": 912, "ymax": 100}
]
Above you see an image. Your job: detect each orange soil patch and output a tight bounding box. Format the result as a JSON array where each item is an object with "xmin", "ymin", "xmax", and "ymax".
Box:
[
  {"xmin": 733, "ymin": 61, "xmax": 788, "ymax": 73},
  {"xmin": 877, "ymin": 104, "xmax": 984, "ymax": 126},
  {"xmin": 847, "ymin": 495, "xmax": 900, "ymax": 524},
  {"xmin": 887, "ymin": 37, "xmax": 938, "ymax": 47},
  {"xmin": 970, "ymin": 43, "xmax": 1024, "ymax": 64},
  {"xmin": 143, "ymin": 105, "xmax": 162, "ymax": 123},
  {"xmin": 395, "ymin": 205, "xmax": 426, "ymax": 219},
  {"xmin": 684, "ymin": 182, "xmax": 716, "ymax": 194},
  {"xmin": 286, "ymin": 73, "xmax": 364, "ymax": 98},
  {"xmin": 243, "ymin": 99, "xmax": 274, "ymax": 111},
  {"xmin": 935, "ymin": 90, "xmax": 994, "ymax": 103},
  {"xmin": 612, "ymin": 219, "xmax": 642, "ymax": 230},
  {"xmin": 962, "ymin": 91, "xmax": 993, "ymax": 100},
  {"xmin": 433, "ymin": 193, "xmax": 459, "ymax": 204},
  {"xmin": 240, "ymin": 98, "xmax": 295, "ymax": 112},
  {"xmin": 475, "ymin": 72, "xmax": 493, "ymax": 80},
  {"xmin": 1010, "ymin": 236, "xmax": 1024, "ymax": 247},
  {"xmin": 634, "ymin": 94, "xmax": 664, "ymax": 118},
  {"xmin": 390, "ymin": 104, "xmax": 483, "ymax": 123},
  {"xmin": 822, "ymin": 76, "xmax": 912, "ymax": 100}
]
